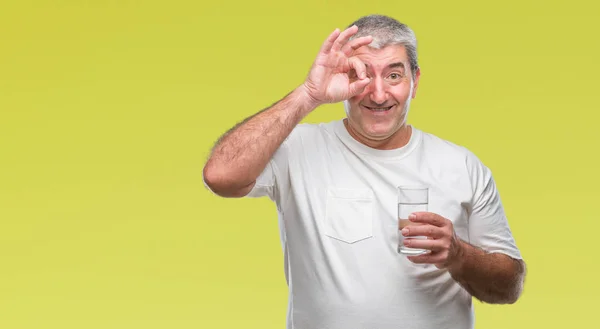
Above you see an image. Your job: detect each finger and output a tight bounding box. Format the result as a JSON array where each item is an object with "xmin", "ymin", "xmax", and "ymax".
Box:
[
  {"xmin": 342, "ymin": 36, "xmax": 373, "ymax": 55},
  {"xmin": 403, "ymin": 238, "xmax": 445, "ymax": 252},
  {"xmin": 319, "ymin": 28, "xmax": 341, "ymax": 54},
  {"xmin": 401, "ymin": 224, "xmax": 444, "ymax": 239},
  {"xmin": 407, "ymin": 253, "xmax": 444, "ymax": 265},
  {"xmin": 348, "ymin": 56, "xmax": 367, "ymax": 80},
  {"xmin": 409, "ymin": 212, "xmax": 446, "ymax": 227},
  {"xmin": 331, "ymin": 25, "xmax": 359, "ymax": 52},
  {"xmin": 348, "ymin": 77, "xmax": 370, "ymax": 97}
]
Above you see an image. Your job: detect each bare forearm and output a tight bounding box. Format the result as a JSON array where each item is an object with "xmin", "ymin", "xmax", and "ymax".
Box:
[
  {"xmin": 203, "ymin": 86, "xmax": 317, "ymax": 196},
  {"xmin": 448, "ymin": 241, "xmax": 526, "ymax": 304}
]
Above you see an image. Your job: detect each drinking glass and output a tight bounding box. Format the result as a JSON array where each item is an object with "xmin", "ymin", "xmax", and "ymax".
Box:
[{"xmin": 397, "ymin": 186, "xmax": 429, "ymax": 255}]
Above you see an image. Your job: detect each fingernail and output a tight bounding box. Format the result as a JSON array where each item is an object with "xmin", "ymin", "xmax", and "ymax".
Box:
[
  {"xmin": 409, "ymin": 213, "xmax": 417, "ymax": 220},
  {"xmin": 401, "ymin": 228, "xmax": 409, "ymax": 236}
]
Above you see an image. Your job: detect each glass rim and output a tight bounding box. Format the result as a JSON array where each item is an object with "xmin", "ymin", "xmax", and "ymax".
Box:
[{"xmin": 397, "ymin": 185, "xmax": 428, "ymax": 190}]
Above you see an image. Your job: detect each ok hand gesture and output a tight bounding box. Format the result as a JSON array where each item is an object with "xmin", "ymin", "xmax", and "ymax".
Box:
[{"xmin": 302, "ymin": 25, "xmax": 373, "ymax": 106}]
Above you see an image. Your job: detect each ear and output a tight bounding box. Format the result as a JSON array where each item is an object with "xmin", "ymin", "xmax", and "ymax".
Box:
[{"xmin": 411, "ymin": 67, "xmax": 421, "ymax": 98}]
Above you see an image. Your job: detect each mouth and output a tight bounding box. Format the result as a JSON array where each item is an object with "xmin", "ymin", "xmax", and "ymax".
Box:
[{"xmin": 361, "ymin": 104, "xmax": 394, "ymax": 113}]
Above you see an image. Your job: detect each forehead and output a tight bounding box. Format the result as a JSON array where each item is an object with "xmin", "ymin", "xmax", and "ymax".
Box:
[{"xmin": 352, "ymin": 44, "xmax": 409, "ymax": 69}]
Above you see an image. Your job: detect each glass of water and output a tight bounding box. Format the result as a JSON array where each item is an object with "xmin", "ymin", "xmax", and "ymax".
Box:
[{"xmin": 397, "ymin": 186, "xmax": 429, "ymax": 255}]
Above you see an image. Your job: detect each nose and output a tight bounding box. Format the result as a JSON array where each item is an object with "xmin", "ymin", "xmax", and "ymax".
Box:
[{"xmin": 367, "ymin": 76, "xmax": 388, "ymax": 105}]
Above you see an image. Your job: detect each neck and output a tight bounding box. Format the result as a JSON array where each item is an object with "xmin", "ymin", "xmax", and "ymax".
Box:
[{"xmin": 343, "ymin": 118, "xmax": 412, "ymax": 150}]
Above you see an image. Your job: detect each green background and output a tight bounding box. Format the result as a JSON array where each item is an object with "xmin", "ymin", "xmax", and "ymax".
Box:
[{"xmin": 1, "ymin": 0, "xmax": 598, "ymax": 328}]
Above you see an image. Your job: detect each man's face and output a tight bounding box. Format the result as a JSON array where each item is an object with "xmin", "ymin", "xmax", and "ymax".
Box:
[{"xmin": 344, "ymin": 44, "xmax": 420, "ymax": 145}]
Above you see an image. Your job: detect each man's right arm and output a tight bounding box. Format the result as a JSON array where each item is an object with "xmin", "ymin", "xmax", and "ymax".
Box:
[
  {"xmin": 203, "ymin": 25, "xmax": 373, "ymax": 198},
  {"xmin": 202, "ymin": 86, "xmax": 317, "ymax": 198}
]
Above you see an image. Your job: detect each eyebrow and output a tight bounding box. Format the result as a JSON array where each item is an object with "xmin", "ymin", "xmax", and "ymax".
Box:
[
  {"xmin": 387, "ymin": 62, "xmax": 405, "ymax": 69},
  {"xmin": 364, "ymin": 62, "xmax": 405, "ymax": 70}
]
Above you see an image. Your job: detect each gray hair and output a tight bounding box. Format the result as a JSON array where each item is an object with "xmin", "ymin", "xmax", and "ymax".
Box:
[{"xmin": 348, "ymin": 15, "xmax": 419, "ymax": 80}]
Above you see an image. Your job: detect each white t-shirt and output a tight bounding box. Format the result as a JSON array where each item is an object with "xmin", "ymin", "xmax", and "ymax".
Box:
[{"xmin": 245, "ymin": 119, "xmax": 521, "ymax": 329}]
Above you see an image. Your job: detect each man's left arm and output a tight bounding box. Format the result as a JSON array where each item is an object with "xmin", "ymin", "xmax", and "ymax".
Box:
[
  {"xmin": 448, "ymin": 240, "xmax": 526, "ymax": 304},
  {"xmin": 402, "ymin": 212, "xmax": 526, "ymax": 304}
]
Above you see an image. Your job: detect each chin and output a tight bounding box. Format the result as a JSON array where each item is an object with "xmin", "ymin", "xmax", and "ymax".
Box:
[
  {"xmin": 369, "ymin": 131, "xmax": 395, "ymax": 140},
  {"xmin": 362, "ymin": 121, "xmax": 398, "ymax": 138}
]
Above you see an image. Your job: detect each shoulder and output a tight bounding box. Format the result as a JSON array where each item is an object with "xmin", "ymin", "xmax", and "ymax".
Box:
[
  {"xmin": 285, "ymin": 120, "xmax": 340, "ymax": 145},
  {"xmin": 417, "ymin": 128, "xmax": 487, "ymax": 171},
  {"xmin": 418, "ymin": 129, "xmax": 472, "ymax": 159}
]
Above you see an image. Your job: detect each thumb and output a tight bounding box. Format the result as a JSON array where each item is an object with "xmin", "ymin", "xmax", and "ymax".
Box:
[{"xmin": 348, "ymin": 77, "xmax": 370, "ymax": 97}]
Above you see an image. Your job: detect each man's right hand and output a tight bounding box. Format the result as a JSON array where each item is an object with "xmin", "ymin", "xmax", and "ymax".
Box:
[{"xmin": 302, "ymin": 25, "xmax": 373, "ymax": 107}]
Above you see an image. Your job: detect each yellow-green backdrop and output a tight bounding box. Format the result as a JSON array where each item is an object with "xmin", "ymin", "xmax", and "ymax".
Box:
[{"xmin": 1, "ymin": 0, "xmax": 598, "ymax": 328}]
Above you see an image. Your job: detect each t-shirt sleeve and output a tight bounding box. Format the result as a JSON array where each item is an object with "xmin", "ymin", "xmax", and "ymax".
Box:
[
  {"xmin": 245, "ymin": 139, "xmax": 291, "ymax": 208},
  {"xmin": 465, "ymin": 151, "xmax": 522, "ymax": 260}
]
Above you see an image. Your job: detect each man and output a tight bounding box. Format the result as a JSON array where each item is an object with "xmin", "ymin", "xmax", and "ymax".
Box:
[{"xmin": 203, "ymin": 14, "xmax": 526, "ymax": 329}]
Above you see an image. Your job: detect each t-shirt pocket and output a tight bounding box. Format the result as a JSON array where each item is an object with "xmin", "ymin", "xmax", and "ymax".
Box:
[{"xmin": 325, "ymin": 187, "xmax": 374, "ymax": 244}]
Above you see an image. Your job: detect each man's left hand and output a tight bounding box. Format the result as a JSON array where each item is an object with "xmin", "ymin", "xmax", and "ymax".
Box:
[{"xmin": 401, "ymin": 212, "xmax": 464, "ymax": 269}]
